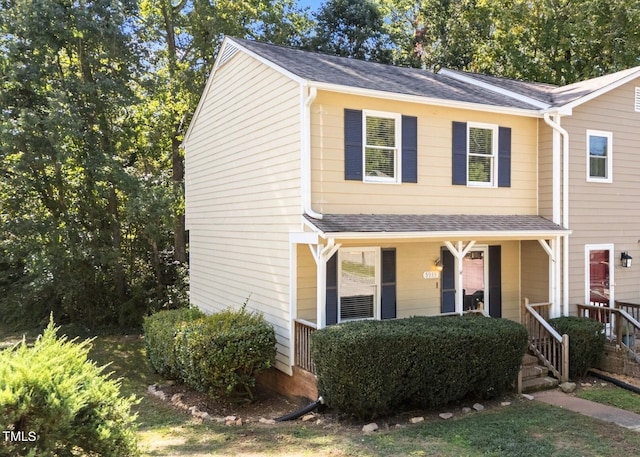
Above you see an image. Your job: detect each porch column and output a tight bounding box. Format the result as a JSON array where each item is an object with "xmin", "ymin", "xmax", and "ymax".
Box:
[
  {"xmin": 538, "ymin": 237, "xmax": 560, "ymax": 318},
  {"xmin": 444, "ymin": 240, "xmax": 476, "ymax": 315},
  {"xmin": 311, "ymin": 239, "xmax": 340, "ymax": 329}
]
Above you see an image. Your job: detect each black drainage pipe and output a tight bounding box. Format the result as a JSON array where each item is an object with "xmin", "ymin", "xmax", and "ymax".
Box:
[
  {"xmin": 588, "ymin": 370, "xmax": 640, "ymax": 395},
  {"xmin": 275, "ymin": 397, "xmax": 324, "ymax": 422}
]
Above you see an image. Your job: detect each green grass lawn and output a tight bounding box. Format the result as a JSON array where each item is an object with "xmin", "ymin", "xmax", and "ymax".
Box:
[{"xmin": 4, "ymin": 325, "xmax": 640, "ymax": 457}]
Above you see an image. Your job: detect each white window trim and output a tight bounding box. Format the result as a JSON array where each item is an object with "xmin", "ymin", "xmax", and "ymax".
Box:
[
  {"xmin": 467, "ymin": 122, "xmax": 499, "ymax": 188},
  {"xmin": 584, "ymin": 244, "xmax": 614, "ymax": 307},
  {"xmin": 337, "ymin": 247, "xmax": 381, "ymax": 322},
  {"xmin": 586, "ymin": 129, "xmax": 613, "ymax": 183},
  {"xmin": 635, "ymin": 87, "xmax": 640, "ymax": 112},
  {"xmin": 362, "ymin": 110, "xmax": 402, "ymax": 184}
]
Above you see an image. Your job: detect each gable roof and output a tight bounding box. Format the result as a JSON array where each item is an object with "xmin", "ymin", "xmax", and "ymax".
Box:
[
  {"xmin": 227, "ymin": 37, "xmax": 544, "ymax": 112},
  {"xmin": 304, "ymin": 213, "xmax": 569, "ymax": 240}
]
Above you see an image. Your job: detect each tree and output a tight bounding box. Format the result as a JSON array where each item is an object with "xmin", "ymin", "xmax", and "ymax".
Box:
[
  {"xmin": 0, "ymin": 0, "xmax": 160, "ymax": 327},
  {"xmin": 306, "ymin": 0, "xmax": 394, "ymax": 62}
]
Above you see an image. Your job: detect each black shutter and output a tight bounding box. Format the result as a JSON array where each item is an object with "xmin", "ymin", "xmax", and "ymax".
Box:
[
  {"xmin": 401, "ymin": 116, "xmax": 418, "ymax": 183},
  {"xmin": 498, "ymin": 127, "xmax": 511, "ymax": 187},
  {"xmin": 344, "ymin": 109, "xmax": 363, "ymax": 180},
  {"xmin": 380, "ymin": 248, "xmax": 396, "ymax": 319},
  {"xmin": 440, "ymin": 248, "xmax": 456, "ymax": 313},
  {"xmin": 488, "ymin": 245, "xmax": 502, "ymax": 318},
  {"xmin": 452, "ymin": 121, "xmax": 467, "ymax": 185},
  {"xmin": 326, "ymin": 253, "xmax": 338, "ymax": 325}
]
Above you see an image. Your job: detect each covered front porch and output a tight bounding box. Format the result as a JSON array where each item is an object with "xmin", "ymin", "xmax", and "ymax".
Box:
[{"xmin": 289, "ymin": 213, "xmax": 570, "ymax": 373}]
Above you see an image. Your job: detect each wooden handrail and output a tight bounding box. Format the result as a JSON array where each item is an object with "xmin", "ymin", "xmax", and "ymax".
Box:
[
  {"xmin": 523, "ymin": 299, "xmax": 569, "ymax": 383},
  {"xmin": 577, "ymin": 303, "xmax": 640, "ymax": 350}
]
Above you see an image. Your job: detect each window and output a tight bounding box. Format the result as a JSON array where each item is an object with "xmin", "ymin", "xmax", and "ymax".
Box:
[
  {"xmin": 635, "ymin": 87, "xmax": 640, "ymax": 112},
  {"xmin": 452, "ymin": 121, "xmax": 510, "ymax": 187},
  {"xmin": 338, "ymin": 248, "xmax": 380, "ymax": 321},
  {"xmin": 586, "ymin": 130, "xmax": 612, "ymax": 183},
  {"xmin": 363, "ymin": 111, "xmax": 401, "ymax": 183},
  {"xmin": 344, "ymin": 109, "xmax": 417, "ymax": 183},
  {"xmin": 467, "ymin": 123, "xmax": 498, "ymax": 186}
]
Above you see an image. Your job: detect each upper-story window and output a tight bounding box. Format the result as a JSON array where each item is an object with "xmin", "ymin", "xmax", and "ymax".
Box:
[
  {"xmin": 587, "ymin": 130, "xmax": 612, "ymax": 183},
  {"xmin": 344, "ymin": 109, "xmax": 417, "ymax": 183},
  {"xmin": 364, "ymin": 111, "xmax": 401, "ymax": 183},
  {"xmin": 467, "ymin": 123, "xmax": 499, "ymax": 187},
  {"xmin": 452, "ymin": 121, "xmax": 511, "ymax": 188}
]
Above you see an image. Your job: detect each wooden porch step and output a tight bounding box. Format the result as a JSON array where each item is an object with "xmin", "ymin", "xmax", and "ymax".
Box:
[{"xmin": 519, "ymin": 352, "xmax": 559, "ymax": 393}]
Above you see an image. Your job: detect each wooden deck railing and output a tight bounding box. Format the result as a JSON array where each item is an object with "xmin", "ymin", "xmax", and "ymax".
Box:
[
  {"xmin": 522, "ymin": 299, "xmax": 569, "ymax": 383},
  {"xmin": 294, "ymin": 319, "xmax": 317, "ymax": 374},
  {"xmin": 577, "ymin": 303, "xmax": 640, "ymax": 357}
]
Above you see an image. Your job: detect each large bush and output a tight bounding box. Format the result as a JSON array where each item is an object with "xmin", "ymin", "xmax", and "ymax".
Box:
[
  {"xmin": 0, "ymin": 319, "xmax": 139, "ymax": 457},
  {"xmin": 311, "ymin": 315, "xmax": 528, "ymax": 419},
  {"xmin": 143, "ymin": 307, "xmax": 204, "ymax": 378},
  {"xmin": 144, "ymin": 306, "xmax": 276, "ymax": 399},
  {"xmin": 549, "ymin": 316, "xmax": 605, "ymax": 379}
]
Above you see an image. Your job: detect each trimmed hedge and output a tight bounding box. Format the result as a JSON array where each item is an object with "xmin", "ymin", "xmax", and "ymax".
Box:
[
  {"xmin": 311, "ymin": 315, "xmax": 528, "ymax": 419},
  {"xmin": 143, "ymin": 307, "xmax": 204, "ymax": 378},
  {"xmin": 144, "ymin": 306, "xmax": 276, "ymax": 399},
  {"xmin": 549, "ymin": 316, "xmax": 605, "ymax": 379},
  {"xmin": 0, "ymin": 319, "xmax": 139, "ymax": 457}
]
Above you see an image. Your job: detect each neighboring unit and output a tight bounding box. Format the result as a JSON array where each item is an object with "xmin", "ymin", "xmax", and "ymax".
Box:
[{"xmin": 183, "ymin": 36, "xmax": 640, "ymax": 394}]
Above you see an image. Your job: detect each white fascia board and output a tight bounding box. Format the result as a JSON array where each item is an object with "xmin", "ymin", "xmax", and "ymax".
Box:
[
  {"xmin": 439, "ymin": 68, "xmax": 551, "ymax": 110},
  {"xmin": 310, "ymin": 82, "xmax": 543, "ymax": 118},
  {"xmin": 289, "ymin": 231, "xmax": 319, "ymax": 244},
  {"xmin": 311, "ymin": 229, "xmax": 571, "ymax": 241},
  {"xmin": 555, "ymin": 68, "xmax": 640, "ymax": 112}
]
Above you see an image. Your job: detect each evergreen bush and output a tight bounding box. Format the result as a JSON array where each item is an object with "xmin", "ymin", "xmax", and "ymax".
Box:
[
  {"xmin": 0, "ymin": 319, "xmax": 139, "ymax": 457},
  {"xmin": 549, "ymin": 316, "xmax": 605, "ymax": 379},
  {"xmin": 173, "ymin": 306, "xmax": 276, "ymax": 398},
  {"xmin": 311, "ymin": 315, "xmax": 528, "ymax": 419},
  {"xmin": 142, "ymin": 307, "xmax": 204, "ymax": 378}
]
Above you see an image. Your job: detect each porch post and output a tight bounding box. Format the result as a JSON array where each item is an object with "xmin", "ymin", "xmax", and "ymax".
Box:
[
  {"xmin": 444, "ymin": 240, "xmax": 476, "ymax": 315},
  {"xmin": 316, "ymin": 247, "xmax": 326, "ymax": 329}
]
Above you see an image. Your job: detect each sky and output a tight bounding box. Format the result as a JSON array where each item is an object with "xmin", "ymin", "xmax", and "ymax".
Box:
[{"xmin": 296, "ymin": 0, "xmax": 324, "ymax": 13}]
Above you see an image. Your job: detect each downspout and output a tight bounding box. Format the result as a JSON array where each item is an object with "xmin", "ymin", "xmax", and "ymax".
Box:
[
  {"xmin": 301, "ymin": 85, "xmax": 322, "ymax": 219},
  {"xmin": 543, "ymin": 112, "xmax": 570, "ymax": 316}
]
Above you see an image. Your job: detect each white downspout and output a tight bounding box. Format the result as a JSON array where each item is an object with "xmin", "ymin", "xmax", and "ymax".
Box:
[
  {"xmin": 300, "ymin": 85, "xmax": 322, "ymax": 219},
  {"xmin": 543, "ymin": 112, "xmax": 570, "ymax": 316}
]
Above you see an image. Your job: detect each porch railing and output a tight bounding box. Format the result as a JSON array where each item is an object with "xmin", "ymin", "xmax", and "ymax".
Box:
[
  {"xmin": 294, "ymin": 319, "xmax": 317, "ymax": 374},
  {"xmin": 522, "ymin": 299, "xmax": 569, "ymax": 383},
  {"xmin": 577, "ymin": 302, "xmax": 640, "ymax": 359}
]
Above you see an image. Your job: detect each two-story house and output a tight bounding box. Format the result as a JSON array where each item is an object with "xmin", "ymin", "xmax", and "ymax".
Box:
[{"xmin": 183, "ymin": 37, "xmax": 640, "ymax": 397}]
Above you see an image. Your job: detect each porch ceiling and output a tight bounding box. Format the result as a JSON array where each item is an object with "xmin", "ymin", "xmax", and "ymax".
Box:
[{"xmin": 303, "ymin": 213, "xmax": 570, "ymax": 241}]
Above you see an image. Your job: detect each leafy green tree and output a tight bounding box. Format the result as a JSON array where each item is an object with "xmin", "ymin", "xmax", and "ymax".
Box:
[{"xmin": 306, "ymin": 0, "xmax": 395, "ymax": 62}]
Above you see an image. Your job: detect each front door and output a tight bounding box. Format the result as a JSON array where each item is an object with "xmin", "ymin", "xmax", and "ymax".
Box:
[
  {"xmin": 440, "ymin": 245, "xmax": 502, "ymax": 317},
  {"xmin": 587, "ymin": 245, "xmax": 613, "ymax": 307}
]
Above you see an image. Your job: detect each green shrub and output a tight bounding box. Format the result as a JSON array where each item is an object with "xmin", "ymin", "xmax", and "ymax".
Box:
[
  {"xmin": 311, "ymin": 315, "xmax": 528, "ymax": 419},
  {"xmin": 142, "ymin": 307, "xmax": 204, "ymax": 378},
  {"xmin": 549, "ymin": 316, "xmax": 605, "ymax": 379},
  {"xmin": 0, "ymin": 318, "xmax": 139, "ymax": 457},
  {"xmin": 173, "ymin": 306, "xmax": 276, "ymax": 399}
]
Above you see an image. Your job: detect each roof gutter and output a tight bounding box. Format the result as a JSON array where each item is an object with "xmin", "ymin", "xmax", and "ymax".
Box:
[
  {"xmin": 301, "ymin": 85, "xmax": 322, "ymax": 219},
  {"xmin": 543, "ymin": 112, "xmax": 570, "ymax": 316}
]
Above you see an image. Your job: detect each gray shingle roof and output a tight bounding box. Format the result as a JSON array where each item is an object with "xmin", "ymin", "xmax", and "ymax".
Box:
[
  {"xmin": 304, "ymin": 213, "xmax": 566, "ymax": 235},
  {"xmin": 230, "ymin": 38, "xmax": 640, "ymax": 111},
  {"xmin": 230, "ymin": 38, "xmax": 543, "ymax": 110}
]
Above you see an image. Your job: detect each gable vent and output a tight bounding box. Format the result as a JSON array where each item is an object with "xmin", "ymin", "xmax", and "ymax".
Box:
[
  {"xmin": 635, "ymin": 87, "xmax": 640, "ymax": 112},
  {"xmin": 218, "ymin": 42, "xmax": 239, "ymax": 67}
]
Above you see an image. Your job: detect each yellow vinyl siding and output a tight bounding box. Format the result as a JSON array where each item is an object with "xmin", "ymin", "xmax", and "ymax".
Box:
[
  {"xmin": 185, "ymin": 51, "xmax": 302, "ymax": 373},
  {"xmin": 296, "ymin": 240, "xmax": 523, "ymax": 324},
  {"xmin": 561, "ymin": 81, "xmax": 640, "ymax": 309},
  {"xmin": 310, "ymin": 91, "xmax": 538, "ymax": 215}
]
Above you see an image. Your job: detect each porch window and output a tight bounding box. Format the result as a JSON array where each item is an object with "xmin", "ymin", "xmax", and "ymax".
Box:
[
  {"xmin": 364, "ymin": 111, "xmax": 401, "ymax": 183},
  {"xmin": 338, "ymin": 248, "xmax": 379, "ymax": 321},
  {"xmin": 587, "ymin": 130, "xmax": 612, "ymax": 183}
]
